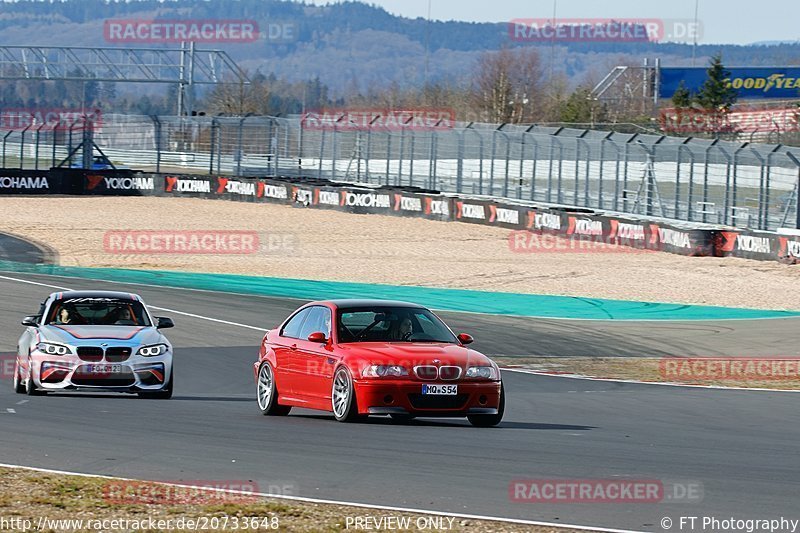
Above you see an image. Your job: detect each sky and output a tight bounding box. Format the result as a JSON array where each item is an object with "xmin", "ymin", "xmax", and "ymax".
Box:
[{"xmin": 306, "ymin": 0, "xmax": 800, "ymax": 45}]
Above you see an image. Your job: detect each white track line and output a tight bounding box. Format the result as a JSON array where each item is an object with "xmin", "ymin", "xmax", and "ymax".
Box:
[
  {"xmin": 2, "ymin": 270, "xmax": 797, "ymax": 322},
  {"xmin": 0, "ymin": 463, "xmax": 640, "ymax": 533},
  {"xmin": 0, "ymin": 274, "xmax": 267, "ymax": 332},
  {"xmin": 503, "ymin": 368, "xmax": 800, "ymax": 393}
]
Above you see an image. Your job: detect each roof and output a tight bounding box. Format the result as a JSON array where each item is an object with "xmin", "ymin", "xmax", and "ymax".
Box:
[
  {"xmin": 323, "ymin": 299, "xmax": 423, "ymax": 309},
  {"xmin": 51, "ymin": 290, "xmax": 140, "ymax": 301}
]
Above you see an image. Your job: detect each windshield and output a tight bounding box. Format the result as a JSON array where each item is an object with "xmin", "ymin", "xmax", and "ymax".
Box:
[
  {"xmin": 46, "ymin": 297, "xmax": 152, "ymax": 327},
  {"xmin": 337, "ymin": 306, "xmax": 457, "ymax": 343}
]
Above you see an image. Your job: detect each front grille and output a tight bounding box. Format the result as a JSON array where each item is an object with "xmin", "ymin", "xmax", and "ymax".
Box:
[
  {"xmin": 77, "ymin": 346, "xmax": 104, "ymax": 362},
  {"xmin": 408, "ymin": 393, "xmax": 469, "ymax": 410},
  {"xmin": 438, "ymin": 366, "xmax": 462, "ymax": 381},
  {"xmin": 105, "ymin": 347, "xmax": 132, "ymax": 363},
  {"xmin": 414, "ymin": 366, "xmax": 438, "ymax": 380},
  {"xmin": 72, "ymin": 366, "xmax": 135, "ymax": 387}
]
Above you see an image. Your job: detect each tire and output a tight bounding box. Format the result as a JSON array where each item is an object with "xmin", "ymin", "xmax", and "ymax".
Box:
[
  {"xmin": 13, "ymin": 359, "xmax": 25, "ymax": 394},
  {"xmin": 332, "ymin": 366, "xmax": 362, "ymax": 422},
  {"xmin": 256, "ymin": 363, "xmax": 291, "ymax": 416},
  {"xmin": 139, "ymin": 371, "xmax": 173, "ymax": 400},
  {"xmin": 389, "ymin": 413, "xmax": 416, "ymax": 422},
  {"xmin": 25, "ymin": 358, "xmax": 44, "ymax": 396},
  {"xmin": 468, "ymin": 382, "xmax": 505, "ymax": 427}
]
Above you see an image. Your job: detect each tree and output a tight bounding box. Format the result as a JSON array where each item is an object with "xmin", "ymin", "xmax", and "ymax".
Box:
[
  {"xmin": 671, "ymin": 81, "xmax": 693, "ymax": 108},
  {"xmin": 696, "ymin": 53, "xmax": 737, "ymax": 111},
  {"xmin": 472, "ymin": 48, "xmax": 543, "ymax": 124}
]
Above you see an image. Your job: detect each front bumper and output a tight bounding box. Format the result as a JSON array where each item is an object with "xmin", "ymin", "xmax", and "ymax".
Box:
[
  {"xmin": 354, "ymin": 379, "xmax": 501, "ymax": 417},
  {"xmin": 31, "ymin": 352, "xmax": 171, "ymax": 392}
]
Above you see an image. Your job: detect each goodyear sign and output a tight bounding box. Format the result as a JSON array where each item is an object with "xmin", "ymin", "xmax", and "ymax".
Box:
[{"xmin": 660, "ymin": 67, "xmax": 800, "ymax": 100}]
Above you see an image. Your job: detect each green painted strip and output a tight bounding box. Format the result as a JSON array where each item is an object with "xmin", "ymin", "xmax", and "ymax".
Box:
[{"xmin": 1, "ymin": 260, "xmax": 797, "ymax": 321}]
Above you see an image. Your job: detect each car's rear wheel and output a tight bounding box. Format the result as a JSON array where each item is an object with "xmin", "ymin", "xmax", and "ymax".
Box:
[
  {"xmin": 467, "ymin": 382, "xmax": 505, "ymax": 427},
  {"xmin": 332, "ymin": 366, "xmax": 362, "ymax": 422},
  {"xmin": 257, "ymin": 363, "xmax": 291, "ymax": 416},
  {"xmin": 139, "ymin": 372, "xmax": 173, "ymax": 399},
  {"xmin": 13, "ymin": 359, "xmax": 25, "ymax": 394}
]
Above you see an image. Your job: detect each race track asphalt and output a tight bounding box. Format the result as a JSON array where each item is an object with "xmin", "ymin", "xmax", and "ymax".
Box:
[{"xmin": 0, "ymin": 271, "xmax": 799, "ymax": 532}]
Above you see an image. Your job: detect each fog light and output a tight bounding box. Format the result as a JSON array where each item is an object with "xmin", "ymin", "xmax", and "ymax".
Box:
[
  {"xmin": 479, "ymin": 395, "xmax": 488, "ymax": 405},
  {"xmin": 383, "ymin": 395, "xmax": 394, "ymax": 404}
]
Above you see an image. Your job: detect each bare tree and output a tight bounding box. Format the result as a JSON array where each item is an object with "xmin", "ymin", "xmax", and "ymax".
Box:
[{"xmin": 472, "ymin": 48, "xmax": 544, "ymax": 124}]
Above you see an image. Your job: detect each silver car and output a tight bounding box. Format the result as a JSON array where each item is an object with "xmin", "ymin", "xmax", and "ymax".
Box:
[{"xmin": 13, "ymin": 290, "xmax": 174, "ymax": 399}]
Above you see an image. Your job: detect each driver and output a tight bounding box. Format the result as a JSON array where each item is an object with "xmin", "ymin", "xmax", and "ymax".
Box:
[{"xmin": 388, "ymin": 317, "xmax": 413, "ymax": 341}]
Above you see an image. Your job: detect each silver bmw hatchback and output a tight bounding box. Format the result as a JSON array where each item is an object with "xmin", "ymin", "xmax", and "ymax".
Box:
[{"xmin": 13, "ymin": 290, "xmax": 174, "ymax": 399}]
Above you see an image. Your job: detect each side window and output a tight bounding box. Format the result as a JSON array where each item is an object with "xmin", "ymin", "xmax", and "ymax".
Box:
[
  {"xmin": 281, "ymin": 308, "xmax": 311, "ymax": 339},
  {"xmin": 298, "ymin": 306, "xmax": 332, "ymax": 340}
]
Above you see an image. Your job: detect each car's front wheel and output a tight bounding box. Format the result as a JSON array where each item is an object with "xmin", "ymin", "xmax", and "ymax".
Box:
[
  {"xmin": 24, "ymin": 358, "xmax": 45, "ymax": 396},
  {"xmin": 257, "ymin": 363, "xmax": 291, "ymax": 416},
  {"xmin": 332, "ymin": 366, "xmax": 362, "ymax": 422},
  {"xmin": 139, "ymin": 372, "xmax": 173, "ymax": 399},
  {"xmin": 467, "ymin": 382, "xmax": 505, "ymax": 427},
  {"xmin": 13, "ymin": 359, "xmax": 25, "ymax": 394}
]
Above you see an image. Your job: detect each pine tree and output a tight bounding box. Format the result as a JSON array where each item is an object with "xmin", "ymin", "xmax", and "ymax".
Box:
[
  {"xmin": 671, "ymin": 81, "xmax": 693, "ymax": 108},
  {"xmin": 696, "ymin": 53, "xmax": 737, "ymax": 111}
]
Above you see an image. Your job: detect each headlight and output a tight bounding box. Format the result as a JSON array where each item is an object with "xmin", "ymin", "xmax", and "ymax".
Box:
[
  {"xmin": 137, "ymin": 344, "xmax": 169, "ymax": 357},
  {"xmin": 361, "ymin": 365, "xmax": 409, "ymax": 378},
  {"xmin": 36, "ymin": 342, "xmax": 71, "ymax": 356},
  {"xmin": 466, "ymin": 366, "xmax": 498, "ymax": 379}
]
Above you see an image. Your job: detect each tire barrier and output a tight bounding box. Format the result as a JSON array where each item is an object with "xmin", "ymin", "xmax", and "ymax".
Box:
[{"xmin": 1, "ymin": 168, "xmax": 798, "ymax": 263}]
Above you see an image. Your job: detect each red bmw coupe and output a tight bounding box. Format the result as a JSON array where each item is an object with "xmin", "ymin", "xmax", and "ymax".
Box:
[{"xmin": 253, "ymin": 300, "xmax": 504, "ymax": 426}]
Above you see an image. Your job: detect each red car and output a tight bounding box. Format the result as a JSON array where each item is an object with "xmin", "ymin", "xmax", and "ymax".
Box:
[{"xmin": 253, "ymin": 300, "xmax": 504, "ymax": 426}]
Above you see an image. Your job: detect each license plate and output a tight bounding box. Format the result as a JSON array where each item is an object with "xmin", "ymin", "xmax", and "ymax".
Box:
[
  {"xmin": 88, "ymin": 364, "xmax": 122, "ymax": 374},
  {"xmin": 421, "ymin": 384, "xmax": 457, "ymax": 395}
]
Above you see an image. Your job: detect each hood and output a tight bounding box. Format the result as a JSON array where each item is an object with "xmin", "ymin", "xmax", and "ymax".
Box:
[
  {"xmin": 38, "ymin": 325, "xmax": 163, "ymax": 346},
  {"xmin": 338, "ymin": 342, "xmax": 492, "ymax": 368}
]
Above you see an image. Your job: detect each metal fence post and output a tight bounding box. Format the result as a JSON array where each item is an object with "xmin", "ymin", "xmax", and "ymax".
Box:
[
  {"xmin": 209, "ymin": 118, "xmax": 218, "ymax": 175},
  {"xmin": 318, "ymin": 129, "xmax": 326, "ymax": 181},
  {"xmin": 576, "ymin": 134, "xmax": 591, "ymax": 207},
  {"xmin": 456, "ymin": 129, "xmax": 464, "ymax": 194},
  {"xmin": 34, "ymin": 124, "xmax": 45, "ymax": 170},
  {"xmin": 151, "ymin": 115, "xmax": 162, "ymax": 173},
  {"xmin": 732, "ymin": 143, "xmax": 749, "ymax": 224},
  {"xmin": 19, "ymin": 125, "xmax": 32, "ymax": 169},
  {"xmin": 2, "ymin": 131, "xmax": 11, "ymax": 168},
  {"xmin": 678, "ymin": 141, "xmax": 695, "ymax": 221}
]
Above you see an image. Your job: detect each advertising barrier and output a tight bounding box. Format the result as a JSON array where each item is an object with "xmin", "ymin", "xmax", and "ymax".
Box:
[{"xmin": 0, "ymin": 168, "xmax": 794, "ymax": 262}]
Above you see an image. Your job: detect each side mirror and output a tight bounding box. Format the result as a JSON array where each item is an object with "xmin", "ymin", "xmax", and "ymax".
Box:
[
  {"xmin": 21, "ymin": 316, "xmax": 39, "ymax": 327},
  {"xmin": 457, "ymin": 333, "xmax": 474, "ymax": 345},
  {"xmin": 156, "ymin": 317, "xmax": 174, "ymax": 329},
  {"xmin": 307, "ymin": 331, "xmax": 327, "ymax": 343}
]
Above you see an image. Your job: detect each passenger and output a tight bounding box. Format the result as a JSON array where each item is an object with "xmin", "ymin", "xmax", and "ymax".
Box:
[{"xmin": 56, "ymin": 307, "xmax": 72, "ymax": 324}]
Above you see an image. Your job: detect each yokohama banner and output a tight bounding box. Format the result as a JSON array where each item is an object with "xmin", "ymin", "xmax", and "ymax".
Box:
[{"xmin": 0, "ymin": 168, "xmax": 794, "ymax": 262}]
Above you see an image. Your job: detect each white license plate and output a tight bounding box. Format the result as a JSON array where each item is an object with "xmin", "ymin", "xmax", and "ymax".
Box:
[
  {"xmin": 421, "ymin": 384, "xmax": 457, "ymax": 395},
  {"xmin": 88, "ymin": 364, "xmax": 122, "ymax": 374}
]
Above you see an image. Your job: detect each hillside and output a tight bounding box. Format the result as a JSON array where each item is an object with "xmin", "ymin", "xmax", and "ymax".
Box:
[{"xmin": 1, "ymin": 0, "xmax": 799, "ymax": 96}]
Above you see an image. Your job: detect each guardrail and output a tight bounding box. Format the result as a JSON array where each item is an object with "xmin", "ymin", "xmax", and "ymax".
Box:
[{"xmin": 1, "ymin": 168, "xmax": 798, "ymax": 264}]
